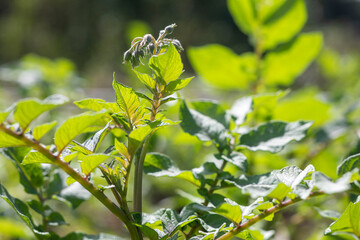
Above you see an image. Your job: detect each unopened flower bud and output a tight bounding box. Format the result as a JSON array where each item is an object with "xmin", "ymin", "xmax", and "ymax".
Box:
[
  {"xmin": 123, "ymin": 50, "xmax": 132, "ymax": 62},
  {"xmin": 164, "ymin": 24, "xmax": 176, "ymax": 35},
  {"xmin": 172, "ymin": 39, "xmax": 183, "ymax": 51},
  {"xmin": 147, "ymin": 43, "xmax": 155, "ymax": 54}
]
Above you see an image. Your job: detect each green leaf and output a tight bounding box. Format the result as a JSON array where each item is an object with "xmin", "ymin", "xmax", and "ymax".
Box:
[
  {"xmin": 61, "ymin": 232, "xmax": 125, "ymax": 240},
  {"xmin": 325, "ymin": 200, "xmax": 360, "ymax": 236},
  {"xmin": 33, "ymin": 121, "xmax": 57, "ymax": 141},
  {"xmin": 0, "ymin": 147, "xmax": 44, "ymax": 194},
  {"xmin": 115, "ymin": 138, "xmax": 130, "ymax": 160},
  {"xmin": 228, "ymin": 96, "xmax": 253, "ymax": 125},
  {"xmin": 14, "ymin": 94, "xmax": 68, "ymax": 131},
  {"xmin": 266, "ymin": 182, "xmax": 291, "ymax": 201},
  {"xmin": 179, "ymin": 100, "xmax": 229, "ymax": 149},
  {"xmin": 0, "ymin": 183, "xmax": 50, "ymax": 238},
  {"xmin": 144, "ymin": 152, "xmax": 201, "ymax": 186},
  {"xmin": 112, "ymin": 76, "xmax": 141, "ymax": 122},
  {"xmin": 74, "ymin": 98, "xmax": 120, "ymax": 113},
  {"xmin": 134, "ymin": 71, "xmax": 156, "ymax": 91},
  {"xmin": 188, "ymin": 45, "xmax": 257, "ymax": 89},
  {"xmin": 337, "ymin": 153, "xmax": 360, "ymax": 177},
  {"xmin": 239, "ymin": 121, "xmax": 312, "ymax": 153},
  {"xmin": 191, "ymin": 100, "xmax": 230, "ymax": 129},
  {"xmin": 263, "ymin": 32, "xmax": 323, "ymax": 86},
  {"xmin": 215, "ymin": 152, "xmax": 248, "ymax": 172},
  {"xmin": 164, "ymin": 77, "xmax": 193, "ymax": 95},
  {"xmin": 81, "ymin": 154, "xmax": 110, "ymax": 175},
  {"xmin": 22, "ymin": 151, "xmax": 53, "ymax": 165},
  {"xmin": 273, "ymin": 88, "xmax": 331, "ymax": 127},
  {"xmin": 260, "ymin": 0, "xmax": 307, "ymax": 50},
  {"xmin": 47, "ymin": 211, "xmax": 67, "ymax": 226},
  {"xmin": 315, "ymin": 208, "xmax": 341, "ymax": 221},
  {"xmin": 227, "ymin": 0, "xmax": 256, "ymax": 35},
  {"xmin": 0, "ymin": 110, "xmax": 11, "ymax": 123},
  {"xmin": 54, "ymin": 111, "xmax": 105, "ymax": 152},
  {"xmin": 227, "ymin": 165, "xmax": 314, "ymax": 199},
  {"xmin": 228, "ymin": 0, "xmax": 307, "ymax": 50},
  {"xmin": 149, "ymin": 43, "xmax": 183, "ymax": 83},
  {"xmin": 212, "ymin": 198, "xmax": 242, "ymax": 224},
  {"xmin": 0, "ymin": 131, "xmax": 26, "ymax": 148}
]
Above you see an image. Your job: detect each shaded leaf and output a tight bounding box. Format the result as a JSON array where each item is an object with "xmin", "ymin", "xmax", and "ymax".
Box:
[
  {"xmin": 239, "ymin": 121, "xmax": 312, "ymax": 153},
  {"xmin": 337, "ymin": 153, "xmax": 360, "ymax": 177},
  {"xmin": 0, "ymin": 183, "xmax": 50, "ymax": 238}
]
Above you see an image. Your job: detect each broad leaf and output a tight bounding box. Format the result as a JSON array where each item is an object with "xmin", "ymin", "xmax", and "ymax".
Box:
[
  {"xmin": 227, "ymin": 0, "xmax": 256, "ymax": 35},
  {"xmin": 149, "ymin": 43, "xmax": 183, "ymax": 83},
  {"xmin": 191, "ymin": 100, "xmax": 230, "ymax": 129},
  {"xmin": 325, "ymin": 200, "xmax": 360, "ymax": 236},
  {"xmin": 263, "ymin": 32, "xmax": 323, "ymax": 86},
  {"xmin": 212, "ymin": 198, "xmax": 242, "ymax": 224},
  {"xmin": 144, "ymin": 153, "xmax": 200, "ymax": 186},
  {"xmin": 337, "ymin": 153, "xmax": 360, "ymax": 177},
  {"xmin": 0, "ymin": 183, "xmax": 50, "ymax": 238},
  {"xmin": 188, "ymin": 45, "xmax": 257, "ymax": 89},
  {"xmin": 273, "ymin": 88, "xmax": 331, "ymax": 127},
  {"xmin": 313, "ymin": 172, "xmax": 351, "ymax": 194},
  {"xmin": 0, "ymin": 110, "xmax": 11, "ymax": 123},
  {"xmin": 179, "ymin": 100, "xmax": 229, "ymax": 150},
  {"xmin": 0, "ymin": 132, "xmax": 26, "ymax": 148},
  {"xmin": 22, "ymin": 151, "xmax": 53, "ymax": 165},
  {"xmin": 164, "ymin": 77, "xmax": 193, "ymax": 96},
  {"xmin": 81, "ymin": 154, "xmax": 110, "ymax": 175},
  {"xmin": 14, "ymin": 94, "xmax": 68, "ymax": 130},
  {"xmin": 239, "ymin": 121, "xmax": 312, "ymax": 153},
  {"xmin": 33, "ymin": 121, "xmax": 57, "ymax": 140},
  {"xmin": 228, "ymin": 96, "xmax": 253, "ymax": 126},
  {"xmin": 54, "ymin": 111, "xmax": 105, "ymax": 152},
  {"xmin": 74, "ymin": 98, "xmax": 120, "ymax": 113},
  {"xmin": 134, "ymin": 71, "xmax": 156, "ymax": 91}
]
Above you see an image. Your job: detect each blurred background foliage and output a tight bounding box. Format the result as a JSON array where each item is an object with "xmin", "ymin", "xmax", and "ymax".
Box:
[{"xmin": 0, "ymin": 0, "xmax": 360, "ymax": 239}]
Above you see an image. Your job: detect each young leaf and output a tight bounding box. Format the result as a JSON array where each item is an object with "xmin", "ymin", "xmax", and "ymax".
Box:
[
  {"xmin": 74, "ymin": 98, "xmax": 120, "ymax": 113},
  {"xmin": 0, "ymin": 183, "xmax": 50, "ymax": 238},
  {"xmin": 22, "ymin": 151, "xmax": 53, "ymax": 165},
  {"xmin": 149, "ymin": 43, "xmax": 183, "ymax": 83},
  {"xmin": 164, "ymin": 77, "xmax": 193, "ymax": 95},
  {"xmin": 188, "ymin": 45, "xmax": 256, "ymax": 89},
  {"xmin": 134, "ymin": 70, "xmax": 156, "ymax": 91},
  {"xmin": 81, "ymin": 154, "xmax": 110, "ymax": 175},
  {"xmin": 14, "ymin": 94, "xmax": 68, "ymax": 131},
  {"xmin": 227, "ymin": 0, "xmax": 256, "ymax": 35},
  {"xmin": 179, "ymin": 100, "xmax": 229, "ymax": 150},
  {"xmin": 33, "ymin": 121, "xmax": 57, "ymax": 141},
  {"xmin": 263, "ymin": 32, "xmax": 323, "ymax": 86},
  {"xmin": 212, "ymin": 198, "xmax": 242, "ymax": 224},
  {"xmin": 54, "ymin": 111, "xmax": 105, "ymax": 153},
  {"xmin": 239, "ymin": 121, "xmax": 312, "ymax": 153},
  {"xmin": 112, "ymin": 76, "xmax": 141, "ymax": 123},
  {"xmin": 115, "ymin": 138, "xmax": 130, "ymax": 160},
  {"xmin": 337, "ymin": 153, "xmax": 360, "ymax": 177},
  {"xmin": 0, "ymin": 132, "xmax": 27, "ymax": 148}
]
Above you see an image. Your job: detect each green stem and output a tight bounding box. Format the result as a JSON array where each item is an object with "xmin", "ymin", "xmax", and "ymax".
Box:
[
  {"xmin": 133, "ymin": 135, "xmax": 152, "ymax": 214},
  {"xmin": 216, "ymin": 191, "xmax": 324, "ymax": 240},
  {"xmin": 0, "ymin": 124, "xmax": 141, "ymax": 240}
]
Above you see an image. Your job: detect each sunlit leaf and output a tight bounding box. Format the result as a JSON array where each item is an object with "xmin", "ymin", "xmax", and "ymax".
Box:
[
  {"xmin": 188, "ymin": 45, "xmax": 257, "ymax": 89},
  {"xmin": 337, "ymin": 153, "xmax": 360, "ymax": 177},
  {"xmin": 228, "ymin": 96, "xmax": 253, "ymax": 126},
  {"xmin": 0, "ymin": 132, "xmax": 26, "ymax": 148},
  {"xmin": 149, "ymin": 43, "xmax": 183, "ymax": 83},
  {"xmin": 33, "ymin": 121, "xmax": 57, "ymax": 140},
  {"xmin": 54, "ymin": 111, "xmax": 105, "ymax": 152},
  {"xmin": 22, "ymin": 151, "xmax": 53, "ymax": 165},
  {"xmin": 212, "ymin": 198, "xmax": 242, "ymax": 224},
  {"xmin": 81, "ymin": 154, "xmax": 110, "ymax": 175},
  {"xmin": 14, "ymin": 94, "xmax": 68, "ymax": 131},
  {"xmin": 74, "ymin": 98, "xmax": 120, "ymax": 113},
  {"xmin": 263, "ymin": 32, "xmax": 323, "ymax": 86}
]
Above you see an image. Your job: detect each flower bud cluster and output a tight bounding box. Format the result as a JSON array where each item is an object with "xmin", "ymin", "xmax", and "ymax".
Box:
[{"xmin": 123, "ymin": 23, "xmax": 183, "ymax": 68}]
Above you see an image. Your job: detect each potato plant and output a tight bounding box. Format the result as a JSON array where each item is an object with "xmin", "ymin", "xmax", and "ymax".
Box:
[{"xmin": 0, "ymin": 1, "xmax": 360, "ymax": 240}]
